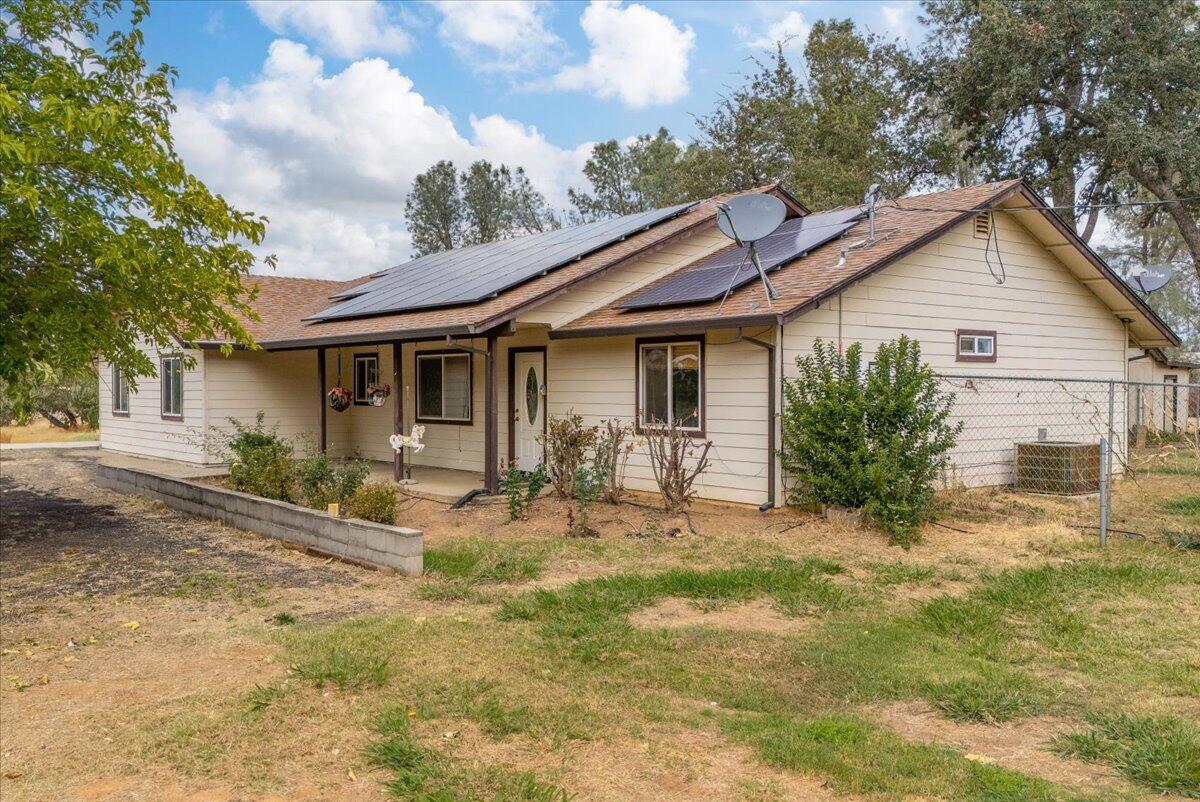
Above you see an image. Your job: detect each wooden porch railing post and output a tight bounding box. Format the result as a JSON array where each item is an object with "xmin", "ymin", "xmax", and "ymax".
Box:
[
  {"xmin": 484, "ymin": 332, "xmax": 499, "ymax": 493},
  {"xmin": 393, "ymin": 340, "xmax": 404, "ymax": 483},
  {"xmin": 317, "ymin": 346, "xmax": 327, "ymax": 454}
]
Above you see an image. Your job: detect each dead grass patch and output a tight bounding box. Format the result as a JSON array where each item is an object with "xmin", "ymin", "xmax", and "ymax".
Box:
[
  {"xmin": 871, "ymin": 701, "xmax": 1141, "ymax": 797},
  {"xmin": 629, "ymin": 597, "xmax": 818, "ymax": 635}
]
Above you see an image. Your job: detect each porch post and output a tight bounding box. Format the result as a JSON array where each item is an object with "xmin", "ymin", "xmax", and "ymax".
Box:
[
  {"xmin": 392, "ymin": 340, "xmax": 404, "ymax": 483},
  {"xmin": 484, "ymin": 332, "xmax": 499, "ymax": 493},
  {"xmin": 316, "ymin": 346, "xmax": 327, "ymax": 454}
]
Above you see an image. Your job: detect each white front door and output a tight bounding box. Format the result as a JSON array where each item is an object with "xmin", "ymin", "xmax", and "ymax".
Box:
[{"xmin": 513, "ymin": 351, "xmax": 545, "ymax": 471}]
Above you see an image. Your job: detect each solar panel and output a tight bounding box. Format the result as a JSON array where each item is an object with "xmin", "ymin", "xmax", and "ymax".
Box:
[
  {"xmin": 617, "ymin": 207, "xmax": 864, "ymax": 310},
  {"xmin": 306, "ymin": 202, "xmax": 698, "ymax": 321}
]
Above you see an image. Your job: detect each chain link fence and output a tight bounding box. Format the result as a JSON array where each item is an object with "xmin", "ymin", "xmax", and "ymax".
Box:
[{"xmin": 937, "ymin": 374, "xmax": 1199, "ymax": 544}]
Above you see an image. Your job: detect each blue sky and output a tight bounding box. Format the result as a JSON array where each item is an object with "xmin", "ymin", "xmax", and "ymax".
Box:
[{"xmin": 142, "ymin": 1, "xmax": 928, "ymax": 279}]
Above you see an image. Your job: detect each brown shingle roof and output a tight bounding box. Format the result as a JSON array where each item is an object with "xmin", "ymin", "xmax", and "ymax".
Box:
[
  {"xmin": 227, "ymin": 185, "xmax": 799, "ymax": 349},
  {"xmin": 555, "ymin": 180, "xmax": 1027, "ymax": 336}
]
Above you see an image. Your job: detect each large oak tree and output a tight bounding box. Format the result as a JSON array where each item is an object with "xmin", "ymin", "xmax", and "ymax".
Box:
[{"xmin": 1, "ymin": 0, "xmax": 271, "ymax": 385}]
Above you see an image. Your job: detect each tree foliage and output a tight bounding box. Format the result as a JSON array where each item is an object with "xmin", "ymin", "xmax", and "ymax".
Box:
[
  {"xmin": 781, "ymin": 337, "xmax": 960, "ymax": 546},
  {"xmin": 567, "ymin": 128, "xmax": 689, "ymax": 221},
  {"xmin": 404, "ymin": 159, "xmax": 559, "ymax": 256},
  {"xmin": 4, "ymin": 366, "xmax": 98, "ymax": 429},
  {"xmin": 919, "ymin": 0, "xmax": 1200, "ymax": 279},
  {"xmin": 0, "ymin": 0, "xmax": 270, "ymax": 385}
]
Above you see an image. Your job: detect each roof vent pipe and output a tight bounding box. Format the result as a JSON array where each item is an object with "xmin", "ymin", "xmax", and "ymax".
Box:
[{"xmin": 864, "ymin": 183, "xmax": 881, "ymax": 241}]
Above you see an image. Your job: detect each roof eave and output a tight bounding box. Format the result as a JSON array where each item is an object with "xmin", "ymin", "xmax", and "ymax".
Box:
[{"xmin": 550, "ymin": 313, "xmax": 781, "ymax": 340}]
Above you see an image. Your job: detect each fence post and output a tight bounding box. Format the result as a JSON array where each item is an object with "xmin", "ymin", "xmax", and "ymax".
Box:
[{"xmin": 1099, "ymin": 436, "xmax": 1109, "ymax": 547}]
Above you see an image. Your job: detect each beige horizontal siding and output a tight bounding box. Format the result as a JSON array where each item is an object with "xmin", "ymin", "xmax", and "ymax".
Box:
[
  {"xmin": 519, "ymin": 226, "xmax": 731, "ymax": 328},
  {"xmin": 547, "ymin": 331, "xmax": 774, "ymax": 505},
  {"xmin": 98, "ymin": 342, "xmax": 207, "ymax": 463},
  {"xmin": 783, "ymin": 213, "xmax": 1129, "ymax": 488}
]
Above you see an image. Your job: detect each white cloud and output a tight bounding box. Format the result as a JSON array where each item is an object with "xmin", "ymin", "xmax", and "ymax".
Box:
[
  {"xmin": 246, "ymin": 1, "xmax": 410, "ymax": 58},
  {"xmin": 431, "ymin": 1, "xmax": 563, "ymax": 74},
  {"xmin": 736, "ymin": 10, "xmax": 811, "ymax": 53},
  {"xmin": 173, "ymin": 40, "xmax": 591, "ymax": 279},
  {"xmin": 552, "ymin": 1, "xmax": 695, "ymax": 109},
  {"xmin": 880, "ymin": 4, "xmax": 913, "ymax": 40}
]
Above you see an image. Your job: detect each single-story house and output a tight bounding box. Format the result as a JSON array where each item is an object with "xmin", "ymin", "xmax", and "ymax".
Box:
[
  {"xmin": 97, "ymin": 178, "xmax": 1179, "ymax": 506},
  {"xmin": 1127, "ymin": 347, "xmax": 1199, "ymax": 435}
]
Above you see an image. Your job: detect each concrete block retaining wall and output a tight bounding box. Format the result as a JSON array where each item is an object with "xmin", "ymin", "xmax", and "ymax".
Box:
[{"xmin": 97, "ymin": 464, "xmax": 422, "ymax": 575}]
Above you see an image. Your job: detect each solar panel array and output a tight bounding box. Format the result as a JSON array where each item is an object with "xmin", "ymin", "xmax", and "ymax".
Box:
[
  {"xmin": 617, "ymin": 207, "xmax": 864, "ymax": 310},
  {"xmin": 307, "ymin": 202, "xmax": 698, "ymax": 321}
]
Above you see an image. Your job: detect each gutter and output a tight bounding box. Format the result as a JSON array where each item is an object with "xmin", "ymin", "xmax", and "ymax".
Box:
[
  {"xmin": 735, "ymin": 327, "xmax": 777, "ymax": 511},
  {"xmin": 549, "ymin": 313, "xmax": 781, "ymax": 340}
]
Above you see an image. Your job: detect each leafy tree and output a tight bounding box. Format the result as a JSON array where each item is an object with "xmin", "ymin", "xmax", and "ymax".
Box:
[
  {"xmin": 405, "ymin": 159, "xmax": 558, "ymax": 256},
  {"xmin": 4, "ymin": 366, "xmax": 98, "ymax": 429},
  {"xmin": 568, "ymin": 128, "xmax": 688, "ymax": 221},
  {"xmin": 405, "ymin": 160, "xmax": 462, "ymax": 256},
  {"xmin": 920, "ymin": 0, "xmax": 1200, "ymax": 280},
  {"xmin": 1098, "ymin": 192, "xmax": 1200, "ymax": 351},
  {"xmin": 690, "ymin": 23, "xmax": 953, "ymax": 209},
  {"xmin": 0, "ymin": 0, "xmax": 270, "ymax": 386}
]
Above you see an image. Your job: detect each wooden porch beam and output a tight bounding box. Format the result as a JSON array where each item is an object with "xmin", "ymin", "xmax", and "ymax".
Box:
[
  {"xmin": 484, "ymin": 331, "xmax": 499, "ymax": 493},
  {"xmin": 317, "ymin": 346, "xmax": 327, "ymax": 454},
  {"xmin": 392, "ymin": 340, "xmax": 404, "ymax": 483}
]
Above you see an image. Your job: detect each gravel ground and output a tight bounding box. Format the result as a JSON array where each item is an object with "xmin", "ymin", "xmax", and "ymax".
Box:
[{"xmin": 0, "ymin": 450, "xmax": 351, "ymax": 613}]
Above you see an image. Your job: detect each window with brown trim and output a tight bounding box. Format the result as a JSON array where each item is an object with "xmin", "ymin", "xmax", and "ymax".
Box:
[
  {"xmin": 353, "ymin": 354, "xmax": 379, "ymax": 405},
  {"xmin": 112, "ymin": 364, "xmax": 130, "ymax": 415},
  {"xmin": 637, "ymin": 339, "xmax": 703, "ymax": 432},
  {"xmin": 416, "ymin": 352, "xmax": 472, "ymax": 423},
  {"xmin": 956, "ymin": 330, "xmax": 997, "ymax": 363},
  {"xmin": 161, "ymin": 355, "xmax": 183, "ymax": 418}
]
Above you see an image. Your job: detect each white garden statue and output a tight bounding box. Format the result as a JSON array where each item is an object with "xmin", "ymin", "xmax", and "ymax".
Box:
[{"xmin": 388, "ymin": 425, "xmax": 426, "ymax": 485}]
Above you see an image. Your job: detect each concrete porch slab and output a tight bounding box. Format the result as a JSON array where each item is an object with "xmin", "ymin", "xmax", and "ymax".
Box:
[{"xmin": 366, "ymin": 462, "xmax": 485, "ymax": 503}]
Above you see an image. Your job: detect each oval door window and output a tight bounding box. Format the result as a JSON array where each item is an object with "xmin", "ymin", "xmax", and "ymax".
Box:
[{"xmin": 525, "ymin": 366, "xmax": 539, "ymax": 424}]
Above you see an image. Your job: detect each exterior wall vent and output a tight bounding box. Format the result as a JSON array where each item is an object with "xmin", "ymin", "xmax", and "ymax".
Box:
[{"xmin": 973, "ymin": 211, "xmax": 992, "ymax": 239}]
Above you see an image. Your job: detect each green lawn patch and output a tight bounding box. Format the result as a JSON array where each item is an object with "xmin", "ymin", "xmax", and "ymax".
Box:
[
  {"xmin": 366, "ymin": 706, "xmax": 570, "ymax": 801},
  {"xmin": 1161, "ymin": 494, "xmax": 1200, "ymax": 522},
  {"xmin": 1053, "ymin": 713, "xmax": 1200, "ymax": 797},
  {"xmin": 424, "ymin": 539, "xmax": 547, "ymax": 583},
  {"xmin": 726, "ymin": 713, "xmax": 1094, "ymax": 800}
]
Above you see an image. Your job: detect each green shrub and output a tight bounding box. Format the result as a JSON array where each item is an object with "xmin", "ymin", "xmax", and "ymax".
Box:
[
  {"xmin": 296, "ymin": 452, "xmax": 369, "ymax": 509},
  {"xmin": 781, "ymin": 337, "xmax": 960, "ymax": 546},
  {"xmin": 502, "ymin": 463, "xmax": 547, "ymax": 520},
  {"xmin": 225, "ymin": 413, "xmax": 295, "ymax": 502},
  {"xmin": 349, "ymin": 481, "xmax": 397, "ymax": 525}
]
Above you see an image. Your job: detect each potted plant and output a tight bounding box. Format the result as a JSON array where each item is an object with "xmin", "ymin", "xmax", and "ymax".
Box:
[
  {"xmin": 327, "ymin": 385, "xmax": 352, "ymax": 412},
  {"xmin": 366, "ymin": 383, "xmax": 391, "ymax": 406}
]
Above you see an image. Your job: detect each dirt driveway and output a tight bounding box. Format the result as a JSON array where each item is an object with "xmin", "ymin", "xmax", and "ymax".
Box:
[{"xmin": 0, "ymin": 450, "xmax": 405, "ymax": 801}]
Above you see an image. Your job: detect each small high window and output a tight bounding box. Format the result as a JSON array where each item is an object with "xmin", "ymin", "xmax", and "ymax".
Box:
[
  {"xmin": 638, "ymin": 340, "xmax": 703, "ymax": 431},
  {"xmin": 956, "ymin": 330, "xmax": 997, "ymax": 363},
  {"xmin": 112, "ymin": 365, "xmax": 130, "ymax": 415},
  {"xmin": 353, "ymin": 354, "xmax": 379, "ymax": 405},
  {"xmin": 161, "ymin": 356, "xmax": 183, "ymax": 418},
  {"xmin": 416, "ymin": 352, "xmax": 472, "ymax": 423}
]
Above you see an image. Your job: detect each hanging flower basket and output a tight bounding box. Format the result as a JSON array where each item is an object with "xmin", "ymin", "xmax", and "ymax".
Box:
[
  {"xmin": 327, "ymin": 385, "xmax": 352, "ymax": 412},
  {"xmin": 366, "ymin": 383, "xmax": 391, "ymax": 406}
]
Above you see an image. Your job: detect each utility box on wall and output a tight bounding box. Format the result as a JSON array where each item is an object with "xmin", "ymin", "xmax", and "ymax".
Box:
[{"xmin": 1015, "ymin": 441, "xmax": 1101, "ymax": 495}]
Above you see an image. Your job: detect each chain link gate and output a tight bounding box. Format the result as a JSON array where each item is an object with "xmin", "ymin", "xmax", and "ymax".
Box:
[{"xmin": 937, "ymin": 374, "xmax": 1199, "ymax": 544}]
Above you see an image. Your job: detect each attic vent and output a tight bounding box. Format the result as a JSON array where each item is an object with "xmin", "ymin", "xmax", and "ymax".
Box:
[{"xmin": 973, "ymin": 211, "xmax": 992, "ymax": 239}]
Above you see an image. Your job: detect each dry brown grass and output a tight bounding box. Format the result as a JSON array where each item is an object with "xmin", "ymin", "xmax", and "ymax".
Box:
[{"xmin": 0, "ymin": 419, "xmax": 97, "ymax": 444}]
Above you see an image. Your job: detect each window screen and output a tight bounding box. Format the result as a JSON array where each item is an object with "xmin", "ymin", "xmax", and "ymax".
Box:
[
  {"xmin": 161, "ymin": 356, "xmax": 183, "ymax": 417},
  {"xmin": 112, "ymin": 365, "xmax": 130, "ymax": 414},
  {"xmin": 416, "ymin": 353, "xmax": 471, "ymax": 422},
  {"xmin": 354, "ymin": 355, "xmax": 379, "ymax": 404},
  {"xmin": 639, "ymin": 341, "xmax": 702, "ymax": 430}
]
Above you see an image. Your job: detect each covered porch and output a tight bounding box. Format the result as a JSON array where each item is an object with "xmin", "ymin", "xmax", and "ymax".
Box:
[{"xmin": 364, "ymin": 462, "xmax": 483, "ymax": 502}]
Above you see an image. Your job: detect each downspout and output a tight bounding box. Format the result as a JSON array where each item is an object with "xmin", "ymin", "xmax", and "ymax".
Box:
[{"xmin": 736, "ymin": 327, "xmax": 776, "ymax": 511}]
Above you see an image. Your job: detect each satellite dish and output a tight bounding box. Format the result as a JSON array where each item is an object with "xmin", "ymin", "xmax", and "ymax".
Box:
[
  {"xmin": 716, "ymin": 194, "xmax": 787, "ymax": 245},
  {"xmin": 715, "ymin": 194, "xmax": 786, "ymax": 304},
  {"xmin": 1130, "ymin": 264, "xmax": 1172, "ymax": 293}
]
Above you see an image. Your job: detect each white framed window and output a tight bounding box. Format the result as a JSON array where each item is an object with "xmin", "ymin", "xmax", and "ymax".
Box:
[
  {"xmin": 112, "ymin": 365, "xmax": 130, "ymax": 415},
  {"xmin": 416, "ymin": 352, "xmax": 472, "ymax": 423},
  {"xmin": 637, "ymin": 339, "xmax": 703, "ymax": 432},
  {"xmin": 353, "ymin": 354, "xmax": 379, "ymax": 405},
  {"xmin": 956, "ymin": 330, "xmax": 996, "ymax": 363},
  {"xmin": 161, "ymin": 355, "xmax": 183, "ymax": 418}
]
